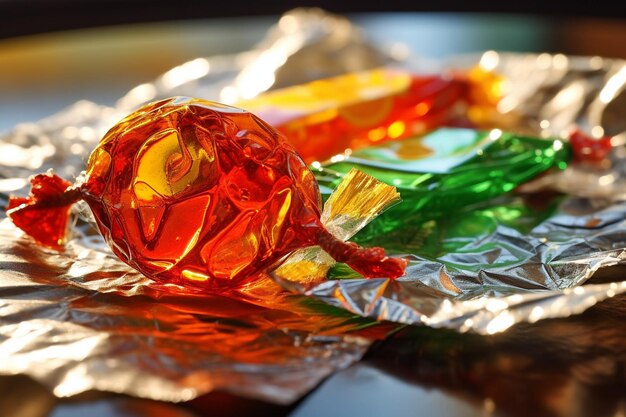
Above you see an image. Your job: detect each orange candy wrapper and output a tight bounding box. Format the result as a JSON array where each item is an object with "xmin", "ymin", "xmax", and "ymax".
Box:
[
  {"xmin": 237, "ymin": 68, "xmax": 472, "ymax": 162},
  {"xmin": 7, "ymin": 98, "xmax": 406, "ymax": 290}
]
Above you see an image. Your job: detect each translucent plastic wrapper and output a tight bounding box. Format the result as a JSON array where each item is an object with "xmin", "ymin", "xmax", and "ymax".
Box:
[{"xmin": 2, "ymin": 7, "xmax": 626, "ymax": 405}]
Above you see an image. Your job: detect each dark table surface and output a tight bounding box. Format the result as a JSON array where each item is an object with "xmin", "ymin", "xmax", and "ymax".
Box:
[{"xmin": 1, "ymin": 12, "xmax": 625, "ymax": 417}]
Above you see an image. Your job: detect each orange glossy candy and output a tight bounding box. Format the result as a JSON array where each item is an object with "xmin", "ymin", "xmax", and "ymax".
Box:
[
  {"xmin": 237, "ymin": 69, "xmax": 470, "ymax": 163},
  {"xmin": 8, "ymin": 98, "xmax": 406, "ymax": 289}
]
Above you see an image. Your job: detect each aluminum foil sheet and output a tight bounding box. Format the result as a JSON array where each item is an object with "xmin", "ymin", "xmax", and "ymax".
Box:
[
  {"xmin": 451, "ymin": 51, "xmax": 626, "ymax": 138},
  {"xmin": 0, "ymin": 101, "xmax": 122, "ymax": 196},
  {"xmin": 0, "ymin": 217, "xmax": 389, "ymax": 403},
  {"xmin": 279, "ymin": 198, "xmax": 626, "ymax": 334},
  {"xmin": 452, "ymin": 51, "xmax": 626, "ymax": 201},
  {"xmin": 1, "ymin": 7, "xmax": 626, "ymax": 405}
]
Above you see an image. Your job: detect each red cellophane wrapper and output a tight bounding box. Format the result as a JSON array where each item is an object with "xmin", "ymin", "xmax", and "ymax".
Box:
[{"xmin": 7, "ymin": 97, "xmax": 406, "ymax": 292}]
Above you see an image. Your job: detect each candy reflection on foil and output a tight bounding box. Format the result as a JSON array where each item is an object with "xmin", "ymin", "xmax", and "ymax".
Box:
[{"xmin": 0, "ymin": 218, "xmax": 390, "ymax": 403}]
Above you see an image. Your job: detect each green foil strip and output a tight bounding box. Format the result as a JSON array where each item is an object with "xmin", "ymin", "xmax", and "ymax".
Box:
[{"xmin": 315, "ymin": 128, "xmax": 571, "ymax": 251}]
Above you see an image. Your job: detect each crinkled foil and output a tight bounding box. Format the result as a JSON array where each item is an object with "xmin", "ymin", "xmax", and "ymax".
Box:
[
  {"xmin": 452, "ymin": 51, "xmax": 626, "ymax": 201},
  {"xmin": 279, "ymin": 197, "xmax": 626, "ymax": 334},
  {"xmin": 2, "ymin": 7, "xmax": 626, "ymax": 404},
  {"xmin": 0, "ymin": 214, "xmax": 392, "ymax": 403},
  {"xmin": 451, "ymin": 51, "xmax": 626, "ymax": 138}
]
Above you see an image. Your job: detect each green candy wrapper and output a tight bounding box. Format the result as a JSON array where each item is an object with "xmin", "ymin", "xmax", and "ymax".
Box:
[{"xmin": 316, "ymin": 128, "xmax": 570, "ymax": 251}]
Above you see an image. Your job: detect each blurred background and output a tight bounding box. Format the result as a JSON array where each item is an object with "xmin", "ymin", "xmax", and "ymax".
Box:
[{"xmin": 1, "ymin": 1, "xmax": 626, "ymax": 132}]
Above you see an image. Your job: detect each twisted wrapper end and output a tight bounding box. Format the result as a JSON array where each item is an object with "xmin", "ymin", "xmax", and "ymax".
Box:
[
  {"xmin": 274, "ymin": 168, "xmax": 407, "ymax": 286},
  {"xmin": 7, "ymin": 171, "xmax": 82, "ymax": 248}
]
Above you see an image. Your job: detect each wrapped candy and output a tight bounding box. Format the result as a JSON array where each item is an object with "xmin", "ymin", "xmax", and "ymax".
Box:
[
  {"xmin": 316, "ymin": 128, "xmax": 572, "ymax": 249},
  {"xmin": 237, "ymin": 68, "xmax": 471, "ymax": 163},
  {"xmin": 7, "ymin": 97, "xmax": 407, "ymax": 289}
]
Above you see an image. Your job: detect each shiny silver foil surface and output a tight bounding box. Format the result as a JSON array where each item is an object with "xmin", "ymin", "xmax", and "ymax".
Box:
[
  {"xmin": 291, "ymin": 199, "xmax": 626, "ymax": 334},
  {"xmin": 451, "ymin": 51, "xmax": 626, "ymax": 201},
  {"xmin": 0, "ymin": 219, "xmax": 378, "ymax": 404},
  {"xmin": 1, "ymin": 8, "xmax": 626, "ymax": 405}
]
